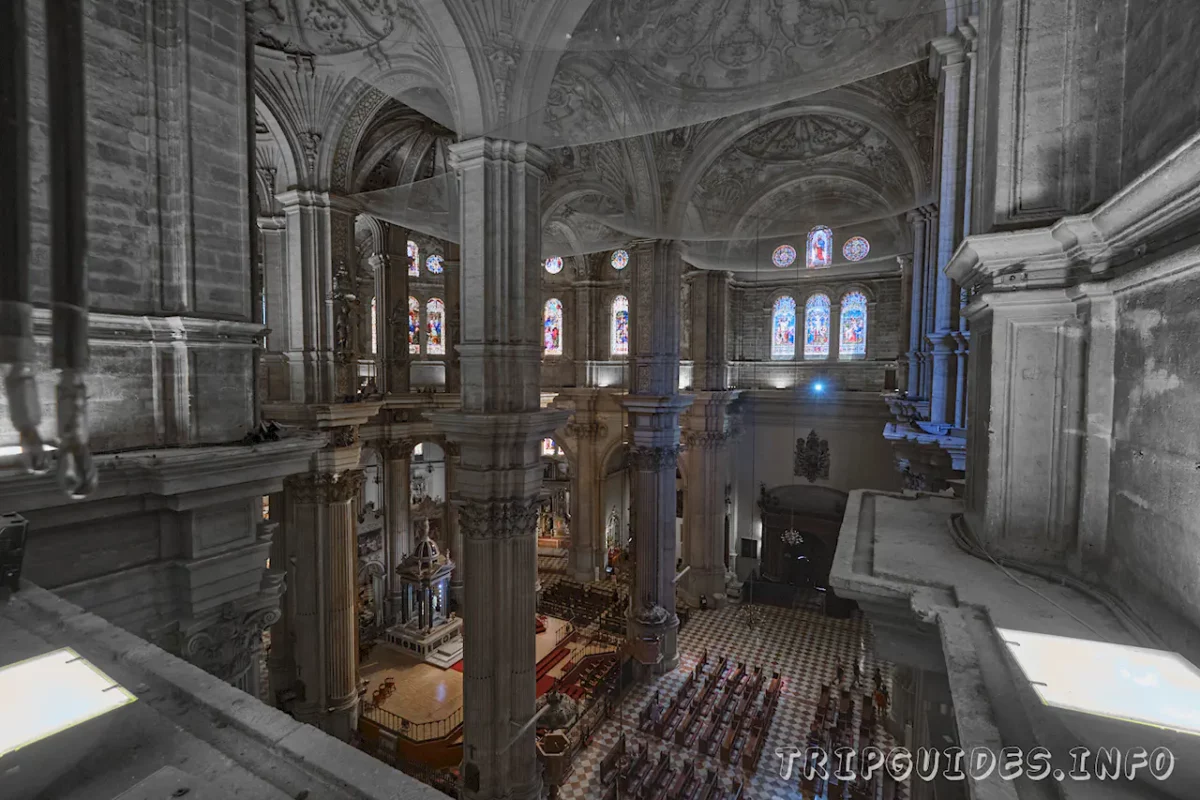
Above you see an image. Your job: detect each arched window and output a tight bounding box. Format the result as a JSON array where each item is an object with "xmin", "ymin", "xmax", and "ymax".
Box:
[
  {"xmin": 408, "ymin": 296, "xmax": 420, "ymax": 354},
  {"xmin": 370, "ymin": 297, "xmax": 377, "ymax": 355},
  {"xmin": 426, "ymin": 254, "xmax": 444, "ymax": 274},
  {"xmin": 426, "ymin": 298, "xmax": 445, "ymax": 355},
  {"xmin": 840, "ymin": 291, "xmax": 868, "ymax": 357},
  {"xmin": 770, "ymin": 295, "xmax": 796, "ymax": 360},
  {"xmin": 407, "ymin": 241, "xmax": 420, "ymax": 276},
  {"xmin": 804, "ymin": 294, "xmax": 831, "ymax": 359},
  {"xmin": 543, "ymin": 298, "xmax": 563, "ymax": 355},
  {"xmin": 806, "ymin": 226, "xmax": 833, "ymax": 269},
  {"xmin": 611, "ymin": 295, "xmax": 630, "ymax": 356}
]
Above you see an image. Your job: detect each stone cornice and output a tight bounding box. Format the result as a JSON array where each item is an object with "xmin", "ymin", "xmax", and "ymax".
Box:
[
  {"xmin": 25, "ymin": 309, "xmax": 265, "ymax": 345},
  {"xmin": 260, "ymin": 401, "xmax": 383, "ymax": 428},
  {"xmin": 726, "ymin": 257, "xmax": 904, "ymax": 287},
  {"xmin": 0, "ymin": 436, "xmax": 325, "ymax": 514},
  {"xmin": 948, "ymin": 130, "xmax": 1200, "ymax": 292}
]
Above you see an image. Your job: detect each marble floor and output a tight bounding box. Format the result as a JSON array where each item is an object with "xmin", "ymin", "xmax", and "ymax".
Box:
[{"xmin": 555, "ymin": 603, "xmax": 898, "ymax": 800}]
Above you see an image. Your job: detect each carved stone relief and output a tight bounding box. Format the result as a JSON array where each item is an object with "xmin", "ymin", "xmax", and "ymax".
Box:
[
  {"xmin": 794, "ymin": 429, "xmax": 830, "ymax": 483},
  {"xmin": 455, "ymin": 497, "xmax": 543, "ymax": 541},
  {"xmin": 182, "ymin": 602, "xmax": 282, "ymax": 684}
]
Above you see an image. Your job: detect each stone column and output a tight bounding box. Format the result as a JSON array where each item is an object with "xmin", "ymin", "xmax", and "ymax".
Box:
[
  {"xmin": 572, "ymin": 271, "xmax": 594, "ymax": 387},
  {"xmin": 563, "ymin": 393, "xmax": 608, "ymax": 583},
  {"xmin": 929, "ymin": 36, "xmax": 968, "ymax": 424},
  {"xmin": 680, "ymin": 392, "xmax": 738, "ymax": 608},
  {"xmin": 920, "ymin": 207, "xmax": 939, "ymax": 401},
  {"xmin": 380, "ymin": 222, "xmax": 412, "ymax": 396},
  {"xmin": 445, "ymin": 441, "xmax": 464, "ymax": 608},
  {"xmin": 690, "ymin": 270, "xmax": 731, "ymax": 391},
  {"xmin": 266, "ymin": 493, "xmax": 295, "ymax": 705},
  {"xmin": 283, "ymin": 467, "xmax": 364, "ymax": 740},
  {"xmin": 622, "ymin": 239, "xmax": 692, "ymax": 677},
  {"xmin": 428, "ymin": 138, "xmax": 567, "ymax": 800},
  {"xmin": 381, "ymin": 438, "xmax": 414, "ymax": 623},
  {"xmin": 905, "ymin": 210, "xmax": 928, "ymax": 396}
]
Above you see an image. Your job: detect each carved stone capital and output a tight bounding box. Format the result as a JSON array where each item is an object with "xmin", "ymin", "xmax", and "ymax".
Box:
[
  {"xmin": 284, "ymin": 469, "xmax": 365, "ymax": 504},
  {"xmin": 182, "ymin": 602, "xmax": 282, "ymax": 684},
  {"xmin": 682, "ymin": 429, "xmax": 729, "ymax": 450},
  {"xmin": 455, "ymin": 497, "xmax": 541, "ymax": 541},
  {"xmin": 564, "ymin": 421, "xmax": 608, "ymax": 440},
  {"xmin": 627, "ymin": 445, "xmax": 680, "ymax": 471},
  {"xmin": 379, "ymin": 438, "xmax": 415, "ymax": 461},
  {"xmin": 327, "ymin": 425, "xmax": 359, "ymax": 449}
]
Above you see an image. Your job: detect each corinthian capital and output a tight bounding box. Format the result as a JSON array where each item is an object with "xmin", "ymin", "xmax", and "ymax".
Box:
[
  {"xmin": 455, "ymin": 497, "xmax": 542, "ymax": 541},
  {"xmin": 627, "ymin": 445, "xmax": 680, "ymax": 471},
  {"xmin": 284, "ymin": 469, "xmax": 365, "ymax": 504},
  {"xmin": 379, "ymin": 438, "xmax": 416, "ymax": 461}
]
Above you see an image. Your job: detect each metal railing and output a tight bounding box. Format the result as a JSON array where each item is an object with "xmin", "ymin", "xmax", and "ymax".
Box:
[{"xmin": 361, "ymin": 702, "xmax": 464, "ymax": 743}]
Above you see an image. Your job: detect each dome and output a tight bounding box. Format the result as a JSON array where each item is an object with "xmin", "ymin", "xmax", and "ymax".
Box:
[
  {"xmin": 398, "ymin": 532, "xmax": 453, "ymax": 581},
  {"xmin": 413, "ymin": 536, "xmax": 440, "ymax": 562}
]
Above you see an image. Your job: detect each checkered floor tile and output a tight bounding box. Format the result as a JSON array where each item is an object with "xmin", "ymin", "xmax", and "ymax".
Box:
[{"xmin": 555, "ymin": 603, "xmax": 900, "ymax": 800}]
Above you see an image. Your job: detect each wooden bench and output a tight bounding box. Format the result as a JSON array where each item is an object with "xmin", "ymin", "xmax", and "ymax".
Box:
[{"xmin": 599, "ymin": 732, "xmax": 626, "ymax": 785}]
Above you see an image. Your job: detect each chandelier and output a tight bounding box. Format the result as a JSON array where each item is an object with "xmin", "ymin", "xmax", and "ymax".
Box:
[{"xmin": 781, "ymin": 528, "xmax": 804, "ymax": 546}]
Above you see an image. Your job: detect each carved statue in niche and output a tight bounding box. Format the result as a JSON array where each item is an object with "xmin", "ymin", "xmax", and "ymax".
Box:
[
  {"xmin": 794, "ymin": 430, "xmax": 830, "ymax": 483},
  {"xmin": 606, "ymin": 509, "xmax": 620, "ymax": 548}
]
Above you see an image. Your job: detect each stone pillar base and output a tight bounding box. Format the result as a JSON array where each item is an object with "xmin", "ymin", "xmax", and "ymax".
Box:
[{"xmin": 628, "ymin": 607, "xmax": 680, "ymax": 676}]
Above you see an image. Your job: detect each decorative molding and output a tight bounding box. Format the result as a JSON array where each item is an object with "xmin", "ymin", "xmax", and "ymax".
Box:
[
  {"xmin": 379, "ymin": 438, "xmax": 416, "ymax": 460},
  {"xmin": 284, "ymin": 470, "xmax": 365, "ymax": 504},
  {"xmin": 682, "ymin": 429, "xmax": 729, "ymax": 449},
  {"xmin": 455, "ymin": 497, "xmax": 542, "ymax": 541},
  {"xmin": 794, "ymin": 430, "xmax": 831, "ymax": 483}
]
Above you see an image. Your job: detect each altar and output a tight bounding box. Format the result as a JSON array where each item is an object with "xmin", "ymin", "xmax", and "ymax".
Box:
[{"xmin": 381, "ymin": 531, "xmax": 463, "ymax": 668}]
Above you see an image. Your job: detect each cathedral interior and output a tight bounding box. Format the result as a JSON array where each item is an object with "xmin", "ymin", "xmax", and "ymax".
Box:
[{"xmin": 2, "ymin": 0, "xmax": 1200, "ymax": 798}]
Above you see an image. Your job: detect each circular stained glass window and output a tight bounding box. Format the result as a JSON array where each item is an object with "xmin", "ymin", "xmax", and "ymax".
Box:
[
  {"xmin": 611, "ymin": 249, "xmax": 629, "ymax": 270},
  {"xmin": 426, "ymin": 254, "xmax": 444, "ymax": 274},
  {"xmin": 842, "ymin": 236, "xmax": 870, "ymax": 262},
  {"xmin": 544, "ymin": 256, "xmax": 563, "ymax": 274},
  {"xmin": 772, "ymin": 244, "xmax": 797, "ymax": 268}
]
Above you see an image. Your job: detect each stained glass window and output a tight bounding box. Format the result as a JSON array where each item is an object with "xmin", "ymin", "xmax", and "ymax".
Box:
[
  {"xmin": 840, "ymin": 291, "xmax": 868, "ymax": 357},
  {"xmin": 804, "ymin": 294, "xmax": 831, "ymax": 359},
  {"xmin": 806, "ymin": 226, "xmax": 833, "ymax": 269},
  {"xmin": 370, "ymin": 297, "xmax": 377, "ymax": 355},
  {"xmin": 772, "ymin": 244, "xmax": 797, "ymax": 268},
  {"xmin": 544, "ymin": 256, "xmax": 563, "ymax": 274},
  {"xmin": 408, "ymin": 296, "xmax": 420, "ymax": 354},
  {"xmin": 842, "ymin": 236, "xmax": 870, "ymax": 262},
  {"xmin": 611, "ymin": 249, "xmax": 629, "ymax": 270},
  {"xmin": 611, "ymin": 295, "xmax": 630, "ymax": 356},
  {"xmin": 407, "ymin": 241, "xmax": 419, "ymax": 276},
  {"xmin": 544, "ymin": 298, "xmax": 563, "ymax": 355},
  {"xmin": 426, "ymin": 254, "xmax": 444, "ymax": 274},
  {"xmin": 542, "ymin": 438, "xmax": 556, "ymax": 456},
  {"xmin": 426, "ymin": 298, "xmax": 445, "ymax": 355},
  {"xmin": 261, "ymin": 495, "xmax": 270, "ymax": 520},
  {"xmin": 770, "ymin": 295, "xmax": 796, "ymax": 360}
]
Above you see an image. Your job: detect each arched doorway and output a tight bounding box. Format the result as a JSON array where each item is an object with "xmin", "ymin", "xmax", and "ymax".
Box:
[{"xmin": 755, "ymin": 485, "xmax": 850, "ymax": 612}]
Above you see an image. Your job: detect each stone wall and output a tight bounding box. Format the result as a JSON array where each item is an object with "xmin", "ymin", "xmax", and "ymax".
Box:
[
  {"xmin": 1106, "ymin": 247, "xmax": 1200, "ymax": 659},
  {"xmin": 1121, "ymin": 0, "xmax": 1200, "ymax": 184},
  {"xmin": 6, "ymin": 0, "xmax": 256, "ymax": 451}
]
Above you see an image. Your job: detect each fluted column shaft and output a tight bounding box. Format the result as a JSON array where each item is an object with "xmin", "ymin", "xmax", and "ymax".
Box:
[
  {"xmin": 382, "ymin": 439, "xmax": 414, "ymax": 622},
  {"xmin": 930, "ymin": 37, "xmax": 969, "ymax": 424},
  {"xmin": 284, "ymin": 469, "xmax": 364, "ymax": 740},
  {"xmin": 691, "ymin": 271, "xmax": 731, "ymax": 391},
  {"xmin": 905, "ymin": 211, "xmax": 928, "ymax": 396},
  {"xmin": 430, "ymin": 137, "xmax": 566, "ymax": 800},
  {"xmin": 681, "ymin": 392, "xmax": 738, "ymax": 607}
]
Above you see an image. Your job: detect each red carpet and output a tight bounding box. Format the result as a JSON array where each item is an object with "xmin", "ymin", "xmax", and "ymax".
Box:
[
  {"xmin": 536, "ymin": 675, "xmax": 556, "ymax": 697},
  {"xmin": 450, "ymin": 660, "xmax": 463, "ymax": 672}
]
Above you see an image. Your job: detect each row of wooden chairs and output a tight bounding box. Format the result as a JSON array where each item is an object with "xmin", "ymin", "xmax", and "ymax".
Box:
[{"xmin": 600, "ymin": 735, "xmax": 746, "ymax": 800}]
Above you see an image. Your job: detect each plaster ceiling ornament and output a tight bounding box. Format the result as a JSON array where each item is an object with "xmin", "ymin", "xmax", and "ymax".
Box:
[
  {"xmin": 544, "ymin": 256, "xmax": 564, "ymax": 274},
  {"xmin": 734, "ymin": 115, "xmax": 871, "ymax": 163},
  {"xmin": 527, "ymin": 0, "xmax": 940, "ymax": 147},
  {"xmin": 772, "ymin": 244, "xmax": 797, "ymax": 267},
  {"xmin": 843, "ymin": 235, "xmax": 870, "ymax": 261},
  {"xmin": 252, "ymin": 0, "xmax": 413, "ymax": 56},
  {"xmin": 794, "ymin": 429, "xmax": 831, "ymax": 483}
]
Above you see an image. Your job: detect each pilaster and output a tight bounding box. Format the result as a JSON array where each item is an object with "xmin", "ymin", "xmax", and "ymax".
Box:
[
  {"xmin": 680, "ymin": 391, "xmax": 739, "ymax": 608},
  {"xmin": 283, "ymin": 467, "xmax": 365, "ymax": 740},
  {"xmin": 560, "ymin": 390, "xmax": 611, "ymax": 583},
  {"xmin": 380, "ymin": 222, "xmax": 412, "ymax": 395},
  {"xmin": 381, "ymin": 438, "xmax": 415, "ymax": 623}
]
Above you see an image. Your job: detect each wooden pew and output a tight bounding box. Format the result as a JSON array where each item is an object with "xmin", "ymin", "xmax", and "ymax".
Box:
[
  {"xmin": 696, "ymin": 769, "xmax": 720, "ymax": 800},
  {"xmin": 728, "ymin": 780, "xmax": 745, "ymax": 800},
  {"xmin": 620, "ymin": 741, "xmax": 648, "ymax": 792},
  {"xmin": 669, "ymin": 761, "xmax": 695, "ymax": 798},
  {"xmin": 639, "ymin": 752, "xmax": 670, "ymax": 800},
  {"xmin": 599, "ymin": 732, "xmax": 626, "ymax": 785}
]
